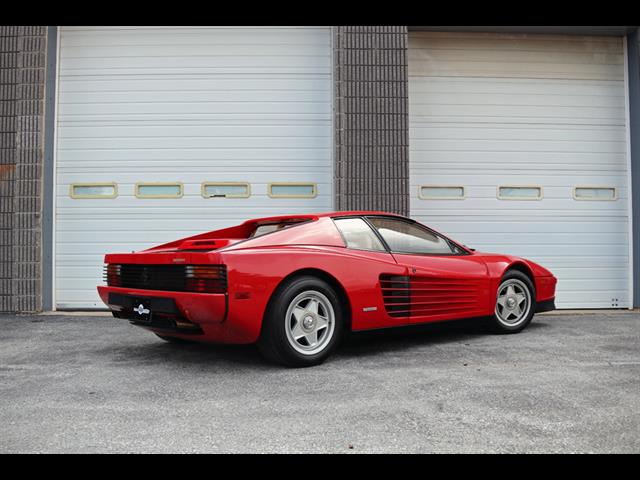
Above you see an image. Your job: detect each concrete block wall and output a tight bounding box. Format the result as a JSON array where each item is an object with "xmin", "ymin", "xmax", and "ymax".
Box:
[
  {"xmin": 333, "ymin": 26, "xmax": 410, "ymax": 215},
  {"xmin": 0, "ymin": 26, "xmax": 46, "ymax": 312}
]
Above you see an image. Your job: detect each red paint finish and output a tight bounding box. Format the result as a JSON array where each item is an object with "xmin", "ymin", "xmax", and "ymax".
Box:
[
  {"xmin": 390, "ymin": 253, "xmax": 492, "ymax": 324},
  {"xmin": 97, "ymin": 211, "xmax": 557, "ymax": 344}
]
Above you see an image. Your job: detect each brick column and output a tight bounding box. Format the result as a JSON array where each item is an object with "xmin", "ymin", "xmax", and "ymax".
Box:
[
  {"xmin": 333, "ymin": 26, "xmax": 410, "ymax": 215},
  {"xmin": 0, "ymin": 26, "xmax": 46, "ymax": 312}
]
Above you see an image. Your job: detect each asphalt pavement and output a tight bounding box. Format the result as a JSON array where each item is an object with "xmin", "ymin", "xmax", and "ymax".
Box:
[{"xmin": 0, "ymin": 311, "xmax": 638, "ymax": 453}]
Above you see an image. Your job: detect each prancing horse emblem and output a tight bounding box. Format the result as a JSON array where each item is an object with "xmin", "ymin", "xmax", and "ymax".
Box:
[{"xmin": 134, "ymin": 304, "xmax": 150, "ymax": 316}]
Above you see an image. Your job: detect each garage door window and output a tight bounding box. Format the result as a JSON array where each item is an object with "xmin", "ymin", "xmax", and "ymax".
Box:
[
  {"xmin": 70, "ymin": 183, "xmax": 117, "ymax": 199},
  {"xmin": 202, "ymin": 183, "xmax": 250, "ymax": 199},
  {"xmin": 268, "ymin": 183, "xmax": 317, "ymax": 198},
  {"xmin": 135, "ymin": 183, "xmax": 183, "ymax": 199},
  {"xmin": 419, "ymin": 186, "xmax": 465, "ymax": 200},
  {"xmin": 497, "ymin": 186, "xmax": 543, "ymax": 200},
  {"xmin": 573, "ymin": 187, "xmax": 617, "ymax": 201}
]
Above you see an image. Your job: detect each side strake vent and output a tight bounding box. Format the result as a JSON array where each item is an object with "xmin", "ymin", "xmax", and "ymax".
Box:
[
  {"xmin": 379, "ymin": 275, "xmax": 411, "ymax": 318},
  {"xmin": 380, "ymin": 274, "xmax": 481, "ymax": 318}
]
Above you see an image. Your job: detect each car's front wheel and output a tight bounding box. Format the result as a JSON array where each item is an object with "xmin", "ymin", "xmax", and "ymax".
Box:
[
  {"xmin": 257, "ymin": 276, "xmax": 344, "ymax": 367},
  {"xmin": 486, "ymin": 270, "xmax": 536, "ymax": 333}
]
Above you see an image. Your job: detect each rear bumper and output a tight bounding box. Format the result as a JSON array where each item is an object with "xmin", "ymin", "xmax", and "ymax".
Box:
[
  {"xmin": 97, "ymin": 285, "xmax": 259, "ymax": 344},
  {"xmin": 536, "ymin": 297, "xmax": 556, "ymax": 313},
  {"xmin": 98, "ymin": 285, "xmax": 227, "ymax": 325}
]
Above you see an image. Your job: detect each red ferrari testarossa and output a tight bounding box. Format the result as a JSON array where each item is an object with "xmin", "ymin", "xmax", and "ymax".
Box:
[{"xmin": 98, "ymin": 211, "xmax": 557, "ymax": 367}]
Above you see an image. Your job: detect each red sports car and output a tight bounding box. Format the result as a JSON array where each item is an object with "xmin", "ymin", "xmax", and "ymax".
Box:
[{"xmin": 98, "ymin": 211, "xmax": 557, "ymax": 367}]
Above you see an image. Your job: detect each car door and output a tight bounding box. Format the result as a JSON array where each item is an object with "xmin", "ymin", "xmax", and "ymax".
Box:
[{"xmin": 366, "ymin": 216, "xmax": 492, "ymax": 324}]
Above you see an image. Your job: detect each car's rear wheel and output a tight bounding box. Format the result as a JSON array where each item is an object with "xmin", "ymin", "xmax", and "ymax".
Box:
[
  {"xmin": 486, "ymin": 270, "xmax": 536, "ymax": 334},
  {"xmin": 257, "ymin": 276, "xmax": 344, "ymax": 367}
]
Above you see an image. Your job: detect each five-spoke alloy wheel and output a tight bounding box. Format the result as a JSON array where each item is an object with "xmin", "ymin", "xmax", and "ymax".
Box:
[
  {"xmin": 487, "ymin": 270, "xmax": 536, "ymax": 333},
  {"xmin": 284, "ymin": 291, "xmax": 335, "ymax": 356},
  {"xmin": 258, "ymin": 276, "xmax": 344, "ymax": 367}
]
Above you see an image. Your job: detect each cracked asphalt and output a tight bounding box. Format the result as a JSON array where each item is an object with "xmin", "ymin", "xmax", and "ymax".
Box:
[{"xmin": 0, "ymin": 311, "xmax": 638, "ymax": 453}]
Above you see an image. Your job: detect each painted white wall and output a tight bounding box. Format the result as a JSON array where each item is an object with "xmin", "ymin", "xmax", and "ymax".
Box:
[
  {"xmin": 55, "ymin": 26, "xmax": 333, "ymax": 308},
  {"xmin": 408, "ymin": 32, "xmax": 630, "ymax": 309}
]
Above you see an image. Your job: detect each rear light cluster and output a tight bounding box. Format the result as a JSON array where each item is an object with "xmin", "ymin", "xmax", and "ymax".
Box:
[
  {"xmin": 103, "ymin": 264, "xmax": 227, "ymax": 294},
  {"xmin": 184, "ymin": 265, "xmax": 227, "ymax": 293},
  {"xmin": 106, "ymin": 264, "xmax": 122, "ymax": 287}
]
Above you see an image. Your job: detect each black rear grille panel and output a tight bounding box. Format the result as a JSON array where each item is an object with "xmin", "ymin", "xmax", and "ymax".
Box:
[{"xmin": 104, "ymin": 264, "xmax": 227, "ymax": 293}]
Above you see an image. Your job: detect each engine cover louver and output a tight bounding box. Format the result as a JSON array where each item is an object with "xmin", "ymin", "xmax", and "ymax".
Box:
[{"xmin": 380, "ymin": 274, "xmax": 481, "ymax": 318}]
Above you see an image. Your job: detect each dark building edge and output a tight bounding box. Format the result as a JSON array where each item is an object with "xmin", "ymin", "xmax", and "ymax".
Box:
[
  {"xmin": 42, "ymin": 26, "xmax": 56, "ymax": 311},
  {"xmin": 628, "ymin": 28, "xmax": 640, "ymax": 308}
]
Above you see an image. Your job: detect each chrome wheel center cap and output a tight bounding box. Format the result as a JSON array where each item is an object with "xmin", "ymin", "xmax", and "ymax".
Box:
[
  {"xmin": 506, "ymin": 297, "xmax": 516, "ymax": 308},
  {"xmin": 303, "ymin": 315, "xmax": 315, "ymax": 330}
]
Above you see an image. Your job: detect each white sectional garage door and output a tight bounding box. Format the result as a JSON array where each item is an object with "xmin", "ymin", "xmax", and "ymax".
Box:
[
  {"xmin": 408, "ymin": 32, "xmax": 631, "ymax": 309},
  {"xmin": 55, "ymin": 26, "xmax": 332, "ymax": 308}
]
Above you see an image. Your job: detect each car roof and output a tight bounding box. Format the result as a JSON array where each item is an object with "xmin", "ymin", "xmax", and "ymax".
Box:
[{"xmin": 241, "ymin": 211, "xmax": 405, "ymax": 226}]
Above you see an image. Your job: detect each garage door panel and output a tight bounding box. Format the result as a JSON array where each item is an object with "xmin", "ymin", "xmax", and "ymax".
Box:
[
  {"xmin": 410, "ymin": 91, "xmax": 625, "ymax": 109},
  {"xmin": 60, "ymin": 90, "xmax": 330, "ymax": 105},
  {"xmin": 409, "ymin": 31, "xmax": 630, "ymax": 309},
  {"xmin": 56, "ymin": 147, "xmax": 330, "ymax": 162},
  {"xmin": 408, "ymin": 61, "xmax": 623, "ymax": 81},
  {"xmin": 558, "ymin": 277, "xmax": 629, "ymax": 292},
  {"xmin": 58, "ymin": 136, "xmax": 331, "ymax": 150},
  {"xmin": 408, "ymin": 32, "xmax": 623, "ymax": 54},
  {"xmin": 411, "ymin": 138, "xmax": 625, "ymax": 154},
  {"xmin": 438, "ymin": 231, "xmax": 627, "ymax": 246},
  {"xmin": 61, "ymin": 27, "xmax": 331, "ymax": 47},
  {"xmin": 409, "ymin": 47, "xmax": 623, "ymax": 69},
  {"xmin": 410, "ymin": 103, "xmax": 624, "ymax": 123},
  {"xmin": 454, "ymin": 243, "xmax": 625, "ymax": 258},
  {"xmin": 62, "ymin": 43, "xmax": 331, "ymax": 59},
  {"xmin": 411, "ymin": 201, "xmax": 626, "ymax": 214},
  {"xmin": 410, "ymin": 77, "xmax": 625, "ymax": 97},
  {"xmin": 426, "ymin": 220, "xmax": 629, "ymax": 235},
  {"xmin": 410, "ymin": 125, "xmax": 626, "ymax": 142},
  {"xmin": 59, "ymin": 77, "xmax": 330, "ymax": 93},
  {"xmin": 60, "ymin": 52, "xmax": 330, "ymax": 70},
  {"xmin": 59, "ymin": 125, "xmax": 330, "ymax": 139},
  {"xmin": 409, "ymin": 150, "xmax": 627, "ymax": 168},
  {"xmin": 58, "ymin": 101, "xmax": 331, "ymax": 116},
  {"xmin": 410, "ymin": 115, "xmax": 624, "ymax": 127},
  {"xmin": 55, "ymin": 26, "xmax": 332, "ymax": 308}
]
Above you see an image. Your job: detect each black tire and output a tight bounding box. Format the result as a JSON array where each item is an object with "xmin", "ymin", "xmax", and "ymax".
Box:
[
  {"xmin": 257, "ymin": 275, "xmax": 345, "ymax": 367},
  {"xmin": 486, "ymin": 270, "xmax": 536, "ymax": 334},
  {"xmin": 155, "ymin": 334, "xmax": 194, "ymax": 344}
]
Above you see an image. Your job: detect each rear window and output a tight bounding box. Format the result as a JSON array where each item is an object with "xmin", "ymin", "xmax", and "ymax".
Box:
[
  {"xmin": 249, "ymin": 220, "xmax": 309, "ymax": 238},
  {"xmin": 333, "ymin": 217, "xmax": 386, "ymax": 252}
]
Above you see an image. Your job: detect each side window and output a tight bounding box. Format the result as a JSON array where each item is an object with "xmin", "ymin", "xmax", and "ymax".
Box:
[
  {"xmin": 368, "ymin": 217, "xmax": 454, "ymax": 255},
  {"xmin": 333, "ymin": 218, "xmax": 386, "ymax": 252}
]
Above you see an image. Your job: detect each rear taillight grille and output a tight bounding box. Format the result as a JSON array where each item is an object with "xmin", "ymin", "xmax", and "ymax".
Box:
[{"xmin": 103, "ymin": 264, "xmax": 227, "ymax": 293}]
